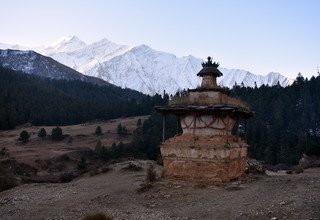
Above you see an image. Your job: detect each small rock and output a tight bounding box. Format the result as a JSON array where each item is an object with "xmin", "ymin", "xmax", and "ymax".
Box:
[
  {"xmin": 271, "ymin": 217, "xmax": 278, "ymax": 220},
  {"xmin": 280, "ymin": 201, "xmax": 286, "ymax": 205},
  {"xmin": 163, "ymin": 194, "xmax": 171, "ymax": 198}
]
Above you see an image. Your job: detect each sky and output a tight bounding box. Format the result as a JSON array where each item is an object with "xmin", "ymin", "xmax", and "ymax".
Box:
[{"xmin": 0, "ymin": 0, "xmax": 319, "ymax": 78}]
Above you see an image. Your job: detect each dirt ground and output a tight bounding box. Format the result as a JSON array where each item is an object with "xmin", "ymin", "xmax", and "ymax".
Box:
[
  {"xmin": 0, "ymin": 116, "xmax": 148, "ymax": 166},
  {"xmin": 0, "ymin": 160, "xmax": 319, "ymax": 220},
  {"xmin": 1, "ymin": 117, "xmax": 320, "ymax": 220}
]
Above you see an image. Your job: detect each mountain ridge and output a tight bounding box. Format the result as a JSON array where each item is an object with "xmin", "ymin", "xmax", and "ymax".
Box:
[
  {"xmin": 0, "ymin": 49, "xmax": 111, "ymax": 87},
  {"xmin": 0, "ymin": 36, "xmax": 294, "ymax": 95}
]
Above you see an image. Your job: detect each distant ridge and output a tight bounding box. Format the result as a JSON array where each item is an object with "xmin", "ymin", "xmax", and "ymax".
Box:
[
  {"xmin": 0, "ymin": 49, "xmax": 111, "ymax": 87},
  {"xmin": 0, "ymin": 36, "xmax": 294, "ymax": 95}
]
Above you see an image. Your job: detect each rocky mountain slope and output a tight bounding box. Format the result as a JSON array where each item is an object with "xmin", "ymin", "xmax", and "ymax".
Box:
[
  {"xmin": 0, "ymin": 36, "xmax": 294, "ymax": 95},
  {"xmin": 0, "ymin": 49, "xmax": 111, "ymax": 86}
]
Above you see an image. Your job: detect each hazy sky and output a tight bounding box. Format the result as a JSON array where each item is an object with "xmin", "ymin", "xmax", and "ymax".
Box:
[{"xmin": 0, "ymin": 0, "xmax": 319, "ymax": 78}]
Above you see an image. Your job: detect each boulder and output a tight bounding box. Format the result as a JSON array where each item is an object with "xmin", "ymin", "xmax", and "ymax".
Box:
[
  {"xmin": 299, "ymin": 154, "xmax": 320, "ymax": 169},
  {"xmin": 245, "ymin": 159, "xmax": 265, "ymax": 174}
]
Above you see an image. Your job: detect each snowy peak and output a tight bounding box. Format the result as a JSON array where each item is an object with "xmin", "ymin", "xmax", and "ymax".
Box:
[
  {"xmin": 0, "ymin": 36, "xmax": 294, "ymax": 95},
  {"xmin": 91, "ymin": 45, "xmax": 203, "ymax": 94},
  {"xmin": 40, "ymin": 35, "xmax": 87, "ymax": 55},
  {"xmin": 218, "ymin": 68, "xmax": 293, "ymax": 88},
  {"xmin": 90, "ymin": 43, "xmax": 293, "ymax": 94},
  {"xmin": 35, "ymin": 36, "xmax": 130, "ymax": 73}
]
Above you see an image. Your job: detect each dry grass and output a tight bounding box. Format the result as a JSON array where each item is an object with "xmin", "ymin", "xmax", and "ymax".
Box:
[{"xmin": 0, "ymin": 116, "xmax": 149, "ymax": 168}]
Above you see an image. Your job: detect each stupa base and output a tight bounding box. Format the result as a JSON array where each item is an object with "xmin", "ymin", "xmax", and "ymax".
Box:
[
  {"xmin": 162, "ymin": 157, "xmax": 246, "ymax": 182},
  {"xmin": 160, "ymin": 134, "xmax": 247, "ymax": 182}
]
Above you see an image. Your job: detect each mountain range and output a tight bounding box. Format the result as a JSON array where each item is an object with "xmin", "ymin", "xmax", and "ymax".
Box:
[{"xmin": 0, "ymin": 36, "xmax": 294, "ymax": 95}]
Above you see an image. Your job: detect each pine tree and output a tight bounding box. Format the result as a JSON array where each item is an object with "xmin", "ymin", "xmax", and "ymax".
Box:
[
  {"xmin": 51, "ymin": 127, "xmax": 63, "ymax": 140},
  {"xmin": 38, "ymin": 128, "xmax": 47, "ymax": 138},
  {"xmin": 19, "ymin": 130, "xmax": 30, "ymax": 143},
  {"xmin": 95, "ymin": 126, "xmax": 102, "ymax": 135}
]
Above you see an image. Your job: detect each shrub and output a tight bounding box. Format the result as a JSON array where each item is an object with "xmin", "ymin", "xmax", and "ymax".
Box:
[
  {"xmin": 117, "ymin": 123, "xmax": 128, "ymax": 136},
  {"xmin": 0, "ymin": 147, "xmax": 9, "ymax": 157},
  {"xmin": 0, "ymin": 166, "xmax": 17, "ymax": 192},
  {"xmin": 77, "ymin": 157, "xmax": 87, "ymax": 170},
  {"xmin": 19, "ymin": 130, "xmax": 30, "ymax": 143},
  {"xmin": 95, "ymin": 126, "xmax": 102, "ymax": 135},
  {"xmin": 51, "ymin": 127, "xmax": 63, "ymax": 140},
  {"xmin": 294, "ymin": 165, "xmax": 304, "ymax": 174},
  {"xmin": 60, "ymin": 172, "xmax": 75, "ymax": 183},
  {"xmin": 38, "ymin": 128, "xmax": 47, "ymax": 138},
  {"xmin": 94, "ymin": 140, "xmax": 109, "ymax": 161},
  {"xmin": 146, "ymin": 165, "xmax": 156, "ymax": 182},
  {"xmin": 110, "ymin": 142, "xmax": 124, "ymax": 159}
]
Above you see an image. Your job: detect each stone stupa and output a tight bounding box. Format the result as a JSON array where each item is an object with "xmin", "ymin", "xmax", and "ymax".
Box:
[{"xmin": 155, "ymin": 57, "xmax": 254, "ymax": 182}]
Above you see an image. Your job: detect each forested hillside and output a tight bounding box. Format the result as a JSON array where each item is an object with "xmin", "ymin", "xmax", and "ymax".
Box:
[
  {"xmin": 0, "ymin": 66, "xmax": 167, "ymax": 129},
  {"xmin": 233, "ymin": 73, "xmax": 320, "ymax": 164}
]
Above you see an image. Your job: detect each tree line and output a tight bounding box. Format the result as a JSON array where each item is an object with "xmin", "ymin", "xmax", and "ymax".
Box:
[{"xmin": 232, "ymin": 73, "xmax": 320, "ymax": 164}]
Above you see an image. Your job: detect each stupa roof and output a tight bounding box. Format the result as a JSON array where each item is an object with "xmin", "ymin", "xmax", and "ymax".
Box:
[
  {"xmin": 155, "ymin": 104, "xmax": 254, "ymax": 119},
  {"xmin": 197, "ymin": 57, "xmax": 223, "ymax": 77}
]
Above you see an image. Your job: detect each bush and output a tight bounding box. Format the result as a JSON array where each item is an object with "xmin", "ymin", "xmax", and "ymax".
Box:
[
  {"xmin": 77, "ymin": 157, "xmax": 87, "ymax": 170},
  {"xmin": 51, "ymin": 127, "xmax": 63, "ymax": 140},
  {"xmin": 294, "ymin": 165, "xmax": 304, "ymax": 174},
  {"xmin": 38, "ymin": 128, "xmax": 47, "ymax": 138},
  {"xmin": 110, "ymin": 142, "xmax": 124, "ymax": 159},
  {"xmin": 94, "ymin": 140, "xmax": 109, "ymax": 161},
  {"xmin": 95, "ymin": 126, "xmax": 102, "ymax": 135},
  {"xmin": 117, "ymin": 123, "xmax": 128, "ymax": 136},
  {"xmin": 146, "ymin": 165, "xmax": 156, "ymax": 182},
  {"xmin": 60, "ymin": 172, "xmax": 75, "ymax": 183},
  {"xmin": 0, "ymin": 147, "xmax": 9, "ymax": 157},
  {"xmin": 0, "ymin": 166, "xmax": 17, "ymax": 192},
  {"xmin": 19, "ymin": 130, "xmax": 30, "ymax": 143}
]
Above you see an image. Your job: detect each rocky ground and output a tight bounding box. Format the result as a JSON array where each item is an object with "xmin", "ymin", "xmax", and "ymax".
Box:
[{"xmin": 0, "ymin": 160, "xmax": 319, "ymax": 220}]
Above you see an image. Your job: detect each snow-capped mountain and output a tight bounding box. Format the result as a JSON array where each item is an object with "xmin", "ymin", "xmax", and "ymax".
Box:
[
  {"xmin": 90, "ymin": 45, "xmax": 293, "ymax": 94},
  {"xmin": 0, "ymin": 36, "xmax": 294, "ymax": 95},
  {"xmin": 0, "ymin": 49, "xmax": 111, "ymax": 86},
  {"xmin": 37, "ymin": 35, "xmax": 130, "ymax": 74},
  {"xmin": 87, "ymin": 45, "xmax": 203, "ymax": 95}
]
